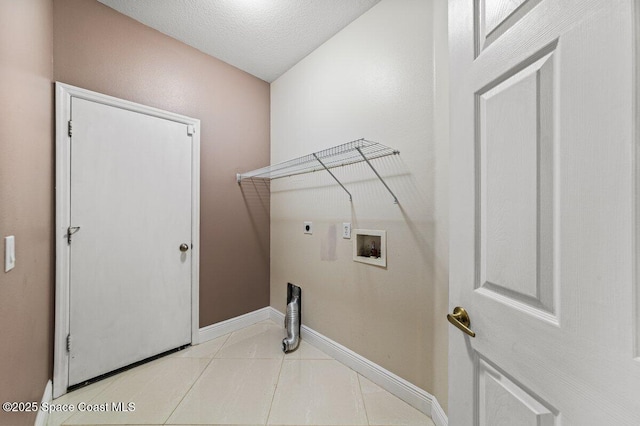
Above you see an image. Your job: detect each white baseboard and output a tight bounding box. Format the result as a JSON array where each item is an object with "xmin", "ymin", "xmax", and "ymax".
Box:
[
  {"xmin": 431, "ymin": 398, "xmax": 448, "ymax": 426},
  {"xmin": 34, "ymin": 380, "xmax": 52, "ymax": 426},
  {"xmin": 268, "ymin": 305, "xmax": 285, "ymax": 324},
  {"xmin": 268, "ymin": 307, "xmax": 447, "ymax": 426},
  {"xmin": 198, "ymin": 307, "xmax": 271, "ymax": 343}
]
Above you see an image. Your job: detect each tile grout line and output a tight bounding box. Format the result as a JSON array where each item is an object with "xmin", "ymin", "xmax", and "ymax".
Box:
[
  {"xmin": 162, "ymin": 333, "xmax": 232, "ymax": 425},
  {"xmin": 211, "ymin": 332, "xmax": 233, "ymax": 358},
  {"xmin": 161, "ymin": 358, "xmax": 214, "ymax": 425},
  {"xmin": 356, "ymin": 373, "xmax": 371, "ymax": 426},
  {"xmin": 264, "ymin": 340, "xmax": 287, "ymax": 425}
]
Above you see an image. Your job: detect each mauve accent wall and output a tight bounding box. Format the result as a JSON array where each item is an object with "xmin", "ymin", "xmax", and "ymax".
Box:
[
  {"xmin": 0, "ymin": 0, "xmax": 54, "ymax": 424},
  {"xmin": 53, "ymin": 0, "xmax": 271, "ymax": 327}
]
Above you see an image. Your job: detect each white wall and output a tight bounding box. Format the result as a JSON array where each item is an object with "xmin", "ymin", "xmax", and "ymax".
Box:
[{"xmin": 270, "ymin": 0, "xmax": 449, "ymax": 411}]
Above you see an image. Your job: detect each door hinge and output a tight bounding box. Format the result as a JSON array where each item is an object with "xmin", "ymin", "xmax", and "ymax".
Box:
[
  {"xmin": 66, "ymin": 334, "xmax": 71, "ymax": 353},
  {"xmin": 67, "ymin": 226, "xmax": 81, "ymax": 244},
  {"xmin": 187, "ymin": 124, "xmax": 195, "ymax": 136},
  {"xmin": 68, "ymin": 120, "xmax": 73, "ymax": 138}
]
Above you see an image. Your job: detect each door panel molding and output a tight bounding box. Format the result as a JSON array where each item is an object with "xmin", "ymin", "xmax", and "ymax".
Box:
[
  {"xmin": 54, "ymin": 82, "xmax": 200, "ymax": 398},
  {"xmin": 475, "ymin": 0, "xmax": 543, "ymax": 56},
  {"xmin": 450, "ymin": 0, "xmax": 639, "ymax": 423},
  {"xmin": 475, "ymin": 44, "xmax": 558, "ymax": 321},
  {"xmin": 477, "ymin": 356, "xmax": 558, "ymax": 426}
]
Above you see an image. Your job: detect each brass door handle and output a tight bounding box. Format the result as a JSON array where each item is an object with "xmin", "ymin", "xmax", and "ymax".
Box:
[
  {"xmin": 447, "ymin": 306, "xmax": 476, "ymax": 337},
  {"xmin": 179, "ymin": 243, "xmax": 189, "ymax": 252}
]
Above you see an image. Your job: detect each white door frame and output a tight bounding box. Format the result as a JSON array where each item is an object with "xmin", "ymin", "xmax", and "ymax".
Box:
[{"xmin": 53, "ymin": 82, "xmax": 201, "ymax": 398}]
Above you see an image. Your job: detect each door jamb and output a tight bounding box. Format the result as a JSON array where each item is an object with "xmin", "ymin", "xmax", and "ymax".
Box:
[
  {"xmin": 634, "ymin": 0, "xmax": 640, "ymax": 361},
  {"xmin": 53, "ymin": 82, "xmax": 201, "ymax": 398}
]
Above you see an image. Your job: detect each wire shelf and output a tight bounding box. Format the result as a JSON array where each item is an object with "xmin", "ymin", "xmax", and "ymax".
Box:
[
  {"xmin": 237, "ymin": 138, "xmax": 399, "ymax": 180},
  {"xmin": 236, "ymin": 138, "xmax": 400, "ymax": 203}
]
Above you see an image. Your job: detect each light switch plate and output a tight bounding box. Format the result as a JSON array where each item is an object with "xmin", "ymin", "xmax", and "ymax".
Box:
[
  {"xmin": 5, "ymin": 235, "xmax": 15, "ymax": 272},
  {"xmin": 342, "ymin": 223, "xmax": 351, "ymax": 239}
]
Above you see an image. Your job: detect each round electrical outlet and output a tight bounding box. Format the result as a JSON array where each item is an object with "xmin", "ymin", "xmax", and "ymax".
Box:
[{"xmin": 303, "ymin": 222, "xmax": 313, "ymax": 234}]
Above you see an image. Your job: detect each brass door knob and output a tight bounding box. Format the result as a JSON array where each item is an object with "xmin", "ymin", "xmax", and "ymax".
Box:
[
  {"xmin": 179, "ymin": 243, "xmax": 189, "ymax": 252},
  {"xmin": 447, "ymin": 306, "xmax": 476, "ymax": 337}
]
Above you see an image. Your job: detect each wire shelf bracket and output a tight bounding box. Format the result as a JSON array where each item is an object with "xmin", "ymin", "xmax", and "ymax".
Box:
[{"xmin": 236, "ymin": 138, "xmax": 400, "ymax": 203}]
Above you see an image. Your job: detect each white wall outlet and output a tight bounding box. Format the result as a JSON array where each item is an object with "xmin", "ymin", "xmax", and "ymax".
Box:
[
  {"xmin": 5, "ymin": 235, "xmax": 15, "ymax": 272},
  {"xmin": 303, "ymin": 222, "xmax": 313, "ymax": 234},
  {"xmin": 342, "ymin": 222, "xmax": 351, "ymax": 239}
]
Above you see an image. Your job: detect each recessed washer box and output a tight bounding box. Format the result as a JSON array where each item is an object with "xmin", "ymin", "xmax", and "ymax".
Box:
[{"xmin": 353, "ymin": 229, "xmax": 386, "ymax": 267}]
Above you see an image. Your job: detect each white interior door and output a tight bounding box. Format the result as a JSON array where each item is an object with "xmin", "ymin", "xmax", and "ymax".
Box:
[
  {"xmin": 68, "ymin": 96, "xmax": 193, "ymax": 386},
  {"xmin": 449, "ymin": 1, "xmax": 640, "ymax": 424}
]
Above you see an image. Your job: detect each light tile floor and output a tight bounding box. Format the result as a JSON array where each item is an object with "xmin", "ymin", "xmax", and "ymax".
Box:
[{"xmin": 48, "ymin": 320, "xmax": 435, "ymax": 426}]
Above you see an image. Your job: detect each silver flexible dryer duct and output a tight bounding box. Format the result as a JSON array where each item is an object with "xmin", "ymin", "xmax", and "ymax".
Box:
[{"xmin": 282, "ymin": 284, "xmax": 301, "ymax": 353}]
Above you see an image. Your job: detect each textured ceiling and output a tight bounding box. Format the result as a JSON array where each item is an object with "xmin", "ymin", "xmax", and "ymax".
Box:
[{"xmin": 97, "ymin": 0, "xmax": 382, "ymax": 82}]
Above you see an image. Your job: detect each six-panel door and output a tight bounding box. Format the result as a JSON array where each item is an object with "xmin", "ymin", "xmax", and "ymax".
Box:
[{"xmin": 449, "ymin": 0, "xmax": 640, "ymax": 424}]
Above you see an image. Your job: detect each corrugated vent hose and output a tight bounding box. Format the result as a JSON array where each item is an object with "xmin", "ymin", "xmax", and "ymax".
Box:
[{"xmin": 282, "ymin": 283, "xmax": 301, "ymax": 353}]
